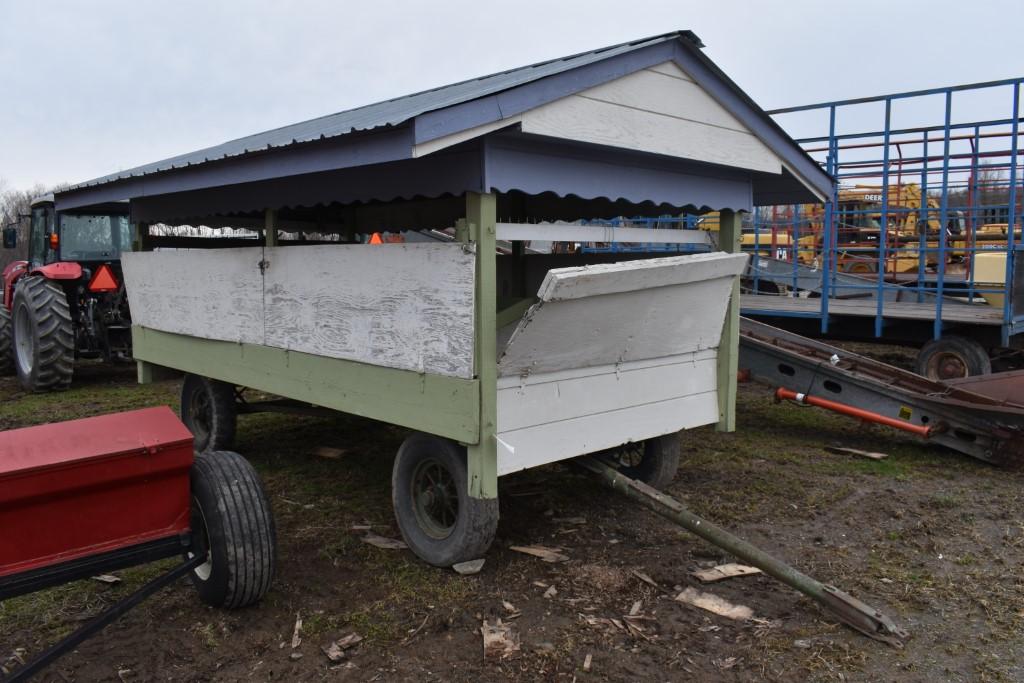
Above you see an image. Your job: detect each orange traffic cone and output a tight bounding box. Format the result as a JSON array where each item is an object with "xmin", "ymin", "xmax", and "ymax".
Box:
[{"xmin": 369, "ymin": 232, "xmax": 383, "ymax": 244}]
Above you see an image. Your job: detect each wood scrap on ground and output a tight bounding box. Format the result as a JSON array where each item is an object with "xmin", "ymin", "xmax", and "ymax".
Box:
[
  {"xmin": 825, "ymin": 446, "xmax": 889, "ymax": 460},
  {"xmin": 322, "ymin": 632, "xmax": 362, "ymax": 661},
  {"xmin": 481, "ymin": 619, "xmax": 520, "ymax": 660},
  {"xmin": 312, "ymin": 446, "xmax": 348, "ymax": 459},
  {"xmin": 509, "ymin": 545, "xmax": 569, "ymax": 562},
  {"xmin": 452, "ymin": 559, "xmax": 485, "ymax": 575},
  {"xmin": 361, "ymin": 532, "xmax": 408, "ymax": 550},
  {"xmin": 675, "ymin": 587, "xmax": 753, "ymax": 621},
  {"xmin": 692, "ymin": 563, "xmax": 762, "ymax": 583},
  {"xmin": 291, "ymin": 612, "xmax": 303, "ymax": 648}
]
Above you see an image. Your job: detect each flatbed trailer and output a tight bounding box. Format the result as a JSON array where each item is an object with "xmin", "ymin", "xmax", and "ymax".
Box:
[{"xmin": 743, "ymin": 77, "xmax": 1024, "ymax": 379}]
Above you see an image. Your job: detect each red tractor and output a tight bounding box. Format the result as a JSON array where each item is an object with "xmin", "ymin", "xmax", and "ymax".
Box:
[{"xmin": 1, "ymin": 194, "xmax": 132, "ymax": 391}]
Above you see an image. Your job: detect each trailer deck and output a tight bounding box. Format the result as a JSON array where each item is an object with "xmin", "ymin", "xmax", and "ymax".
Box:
[{"xmin": 741, "ymin": 295, "xmax": 1005, "ymax": 325}]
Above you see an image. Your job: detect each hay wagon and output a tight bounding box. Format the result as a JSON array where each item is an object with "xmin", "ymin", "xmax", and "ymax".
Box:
[{"xmin": 53, "ymin": 31, "xmax": 831, "ymax": 566}]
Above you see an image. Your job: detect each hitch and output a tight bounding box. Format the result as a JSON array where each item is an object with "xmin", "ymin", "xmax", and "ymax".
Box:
[{"xmin": 577, "ymin": 456, "xmax": 908, "ymax": 647}]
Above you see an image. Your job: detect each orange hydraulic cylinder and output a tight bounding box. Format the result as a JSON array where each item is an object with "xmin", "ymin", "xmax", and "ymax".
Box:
[{"xmin": 774, "ymin": 387, "xmax": 932, "ymax": 438}]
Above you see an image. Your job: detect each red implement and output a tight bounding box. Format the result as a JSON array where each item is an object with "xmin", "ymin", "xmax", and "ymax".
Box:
[{"xmin": 0, "ymin": 406, "xmax": 194, "ymax": 579}]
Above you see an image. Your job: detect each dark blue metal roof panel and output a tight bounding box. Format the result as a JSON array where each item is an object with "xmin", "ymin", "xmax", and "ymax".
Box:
[{"xmin": 69, "ymin": 31, "xmax": 703, "ymax": 190}]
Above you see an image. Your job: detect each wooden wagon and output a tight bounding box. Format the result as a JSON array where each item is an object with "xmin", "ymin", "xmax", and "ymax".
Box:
[{"xmin": 54, "ymin": 31, "xmax": 831, "ymax": 566}]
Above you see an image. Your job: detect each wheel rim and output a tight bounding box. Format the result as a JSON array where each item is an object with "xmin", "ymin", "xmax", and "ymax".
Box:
[
  {"xmin": 189, "ymin": 389, "xmax": 212, "ymax": 442},
  {"xmin": 926, "ymin": 351, "xmax": 969, "ymax": 380},
  {"xmin": 411, "ymin": 458, "xmax": 459, "ymax": 540},
  {"xmin": 13, "ymin": 304, "xmax": 33, "ymax": 376},
  {"xmin": 188, "ymin": 496, "xmax": 213, "ymax": 581},
  {"xmin": 616, "ymin": 442, "xmax": 646, "ymax": 469}
]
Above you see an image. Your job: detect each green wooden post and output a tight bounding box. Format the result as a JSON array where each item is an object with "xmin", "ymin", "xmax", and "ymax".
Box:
[
  {"xmin": 132, "ymin": 220, "xmax": 151, "ymax": 253},
  {"xmin": 132, "ymin": 220, "xmax": 154, "ymax": 383},
  {"xmin": 465, "ymin": 192, "xmax": 498, "ymax": 499},
  {"xmin": 264, "ymin": 208, "xmax": 278, "ymax": 247},
  {"xmin": 717, "ymin": 209, "xmax": 742, "ymax": 432}
]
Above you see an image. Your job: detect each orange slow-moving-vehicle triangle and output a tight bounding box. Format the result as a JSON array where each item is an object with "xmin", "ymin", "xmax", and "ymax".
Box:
[{"xmin": 88, "ymin": 264, "xmax": 119, "ymax": 292}]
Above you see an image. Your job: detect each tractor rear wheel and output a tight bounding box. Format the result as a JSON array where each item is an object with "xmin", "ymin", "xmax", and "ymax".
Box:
[
  {"xmin": 11, "ymin": 277, "xmax": 74, "ymax": 391},
  {"xmin": 181, "ymin": 374, "xmax": 237, "ymax": 452},
  {"xmin": 188, "ymin": 450, "xmax": 276, "ymax": 608},
  {"xmin": 0, "ymin": 306, "xmax": 13, "ymax": 376}
]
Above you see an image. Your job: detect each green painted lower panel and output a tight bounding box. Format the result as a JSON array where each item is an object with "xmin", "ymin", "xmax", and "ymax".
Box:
[{"xmin": 132, "ymin": 326, "xmax": 481, "ymax": 444}]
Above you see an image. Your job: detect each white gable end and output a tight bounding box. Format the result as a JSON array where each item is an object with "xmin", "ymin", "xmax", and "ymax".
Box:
[{"xmin": 414, "ymin": 61, "xmax": 783, "ymax": 175}]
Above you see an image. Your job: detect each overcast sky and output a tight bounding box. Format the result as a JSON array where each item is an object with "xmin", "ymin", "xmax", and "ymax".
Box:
[{"xmin": 1, "ymin": 0, "xmax": 1021, "ymax": 191}]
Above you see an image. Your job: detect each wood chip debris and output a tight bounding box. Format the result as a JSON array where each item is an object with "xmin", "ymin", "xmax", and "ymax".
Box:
[
  {"xmin": 452, "ymin": 559, "xmax": 485, "ymax": 575},
  {"xmin": 825, "ymin": 446, "xmax": 889, "ymax": 460},
  {"xmin": 631, "ymin": 569, "xmax": 659, "ymax": 588},
  {"xmin": 312, "ymin": 446, "xmax": 348, "ymax": 459},
  {"xmin": 543, "ymin": 585, "xmax": 557, "ymax": 599},
  {"xmin": 553, "ymin": 516, "xmax": 587, "ymax": 525},
  {"xmin": 509, "ymin": 545, "xmax": 569, "ymax": 563},
  {"xmin": 91, "ymin": 574, "xmax": 122, "ymax": 584},
  {"xmin": 481, "ymin": 619, "xmax": 520, "ymax": 660},
  {"xmin": 628, "ymin": 600, "xmax": 642, "ymax": 616},
  {"xmin": 361, "ymin": 532, "xmax": 408, "ymax": 550},
  {"xmin": 691, "ymin": 563, "xmax": 762, "ymax": 583},
  {"xmin": 675, "ymin": 587, "xmax": 753, "ymax": 621},
  {"xmin": 291, "ymin": 613, "xmax": 303, "ymax": 649},
  {"xmin": 502, "ymin": 600, "xmax": 522, "ymax": 619},
  {"xmin": 322, "ymin": 632, "xmax": 363, "ymax": 661},
  {"xmin": 583, "ymin": 653, "xmax": 593, "ymax": 672}
]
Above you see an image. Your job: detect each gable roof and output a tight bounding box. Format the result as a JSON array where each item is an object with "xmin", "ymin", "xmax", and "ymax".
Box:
[{"xmin": 60, "ymin": 31, "xmax": 831, "ymax": 204}]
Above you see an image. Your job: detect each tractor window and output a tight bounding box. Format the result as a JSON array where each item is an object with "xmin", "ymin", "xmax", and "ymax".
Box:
[
  {"xmin": 60, "ymin": 214, "xmax": 130, "ymax": 261},
  {"xmin": 29, "ymin": 207, "xmax": 50, "ymax": 265}
]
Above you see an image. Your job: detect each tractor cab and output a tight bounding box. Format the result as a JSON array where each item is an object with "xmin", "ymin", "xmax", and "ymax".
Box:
[
  {"xmin": 26, "ymin": 194, "xmax": 131, "ymax": 268},
  {"xmin": 0, "ymin": 195, "xmax": 133, "ymax": 391}
]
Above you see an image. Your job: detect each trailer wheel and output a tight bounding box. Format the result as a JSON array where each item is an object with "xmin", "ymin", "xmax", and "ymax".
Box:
[
  {"xmin": 392, "ymin": 433, "xmax": 499, "ymax": 567},
  {"xmin": 0, "ymin": 306, "xmax": 12, "ymax": 376},
  {"xmin": 612, "ymin": 433, "xmax": 681, "ymax": 491},
  {"xmin": 11, "ymin": 277, "xmax": 74, "ymax": 391},
  {"xmin": 915, "ymin": 336, "xmax": 991, "ymax": 380},
  {"xmin": 188, "ymin": 450, "xmax": 276, "ymax": 608},
  {"xmin": 181, "ymin": 374, "xmax": 237, "ymax": 452}
]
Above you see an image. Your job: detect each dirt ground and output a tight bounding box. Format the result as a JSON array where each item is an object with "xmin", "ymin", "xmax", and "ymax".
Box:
[{"xmin": 3, "ymin": 351, "xmax": 1024, "ymax": 682}]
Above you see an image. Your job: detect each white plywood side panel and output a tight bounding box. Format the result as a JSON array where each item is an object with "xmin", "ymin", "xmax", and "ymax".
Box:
[
  {"xmin": 582, "ymin": 64, "xmax": 748, "ymax": 133},
  {"xmin": 497, "ymin": 351, "xmax": 716, "ymax": 433},
  {"xmin": 499, "ymin": 254, "xmax": 744, "ymax": 377},
  {"xmin": 537, "ymin": 252, "xmax": 747, "ymax": 300},
  {"xmin": 413, "ymin": 116, "xmax": 522, "ymax": 157},
  {"xmin": 122, "ymin": 248, "xmax": 264, "ymax": 345},
  {"xmin": 647, "ymin": 62, "xmax": 695, "ymax": 80},
  {"xmin": 522, "ymin": 96, "xmax": 780, "ymax": 174},
  {"xmin": 497, "ymin": 391, "xmax": 719, "ymax": 475},
  {"xmin": 263, "ymin": 243, "xmax": 476, "ymax": 378},
  {"xmin": 519, "ymin": 62, "xmax": 781, "ymax": 174}
]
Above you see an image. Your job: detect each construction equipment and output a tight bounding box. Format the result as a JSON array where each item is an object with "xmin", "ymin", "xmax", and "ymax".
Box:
[
  {"xmin": 0, "ymin": 194, "xmax": 133, "ymax": 391},
  {"xmin": 0, "ymin": 407, "xmax": 275, "ymax": 681},
  {"xmin": 578, "ymin": 456, "xmax": 907, "ymax": 647},
  {"xmin": 739, "ymin": 317, "xmax": 1024, "ymax": 465}
]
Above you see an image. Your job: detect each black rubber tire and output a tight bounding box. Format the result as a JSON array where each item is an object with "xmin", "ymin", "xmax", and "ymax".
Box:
[
  {"xmin": 915, "ymin": 336, "xmax": 991, "ymax": 380},
  {"xmin": 613, "ymin": 432, "xmax": 681, "ymax": 491},
  {"xmin": 0, "ymin": 306, "xmax": 13, "ymax": 376},
  {"xmin": 188, "ymin": 450, "xmax": 276, "ymax": 609},
  {"xmin": 181, "ymin": 374, "xmax": 237, "ymax": 452},
  {"xmin": 11, "ymin": 277, "xmax": 74, "ymax": 392},
  {"xmin": 392, "ymin": 433, "xmax": 499, "ymax": 567}
]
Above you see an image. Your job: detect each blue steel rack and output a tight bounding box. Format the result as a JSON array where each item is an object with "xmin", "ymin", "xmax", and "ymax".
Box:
[{"xmin": 744, "ymin": 78, "xmax": 1023, "ymax": 351}]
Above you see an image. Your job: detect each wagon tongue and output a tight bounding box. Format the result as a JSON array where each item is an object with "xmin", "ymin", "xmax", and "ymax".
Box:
[{"xmin": 577, "ymin": 456, "xmax": 909, "ymax": 648}]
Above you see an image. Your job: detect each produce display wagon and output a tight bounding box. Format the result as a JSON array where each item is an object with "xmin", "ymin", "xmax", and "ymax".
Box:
[{"xmin": 53, "ymin": 31, "xmax": 832, "ymax": 567}]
